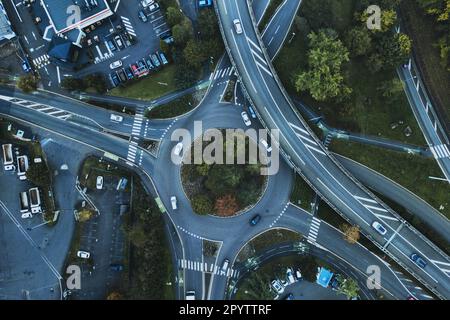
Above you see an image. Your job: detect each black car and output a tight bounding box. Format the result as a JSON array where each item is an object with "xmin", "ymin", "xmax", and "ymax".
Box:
[
  {"xmin": 249, "ymin": 214, "xmax": 261, "ymax": 226},
  {"xmin": 117, "ymin": 68, "xmax": 127, "ymax": 82},
  {"xmin": 110, "ymin": 264, "xmax": 124, "ymax": 271},
  {"xmin": 110, "ymin": 72, "xmax": 120, "ymax": 87},
  {"xmin": 125, "ymin": 67, "xmax": 134, "ymax": 79}
]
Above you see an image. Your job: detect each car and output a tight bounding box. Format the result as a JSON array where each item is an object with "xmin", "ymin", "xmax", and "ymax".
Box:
[
  {"xmin": 110, "ymin": 264, "xmax": 124, "ymax": 271},
  {"xmin": 410, "ymin": 253, "xmax": 427, "ymax": 268},
  {"xmin": 248, "ymin": 106, "xmax": 257, "ymax": 119},
  {"xmin": 259, "ymin": 138, "xmax": 272, "ymax": 153},
  {"xmin": 173, "ymin": 142, "xmax": 183, "ymax": 156},
  {"xmin": 114, "ymin": 35, "xmax": 124, "ymax": 49},
  {"xmin": 286, "ymin": 268, "xmax": 295, "ymax": 284},
  {"xmin": 96, "ymin": 176, "xmax": 104, "ymax": 190},
  {"xmin": 221, "ymin": 259, "xmax": 229, "ymax": 274},
  {"xmin": 233, "ymin": 19, "xmax": 243, "ymax": 34},
  {"xmin": 145, "ymin": 58, "xmax": 154, "ymax": 70},
  {"xmin": 198, "ymin": 0, "xmax": 213, "ymax": 8},
  {"xmin": 141, "ymin": 0, "xmax": 154, "ymax": 7},
  {"xmin": 295, "ymin": 269, "xmax": 302, "ymax": 280},
  {"xmin": 249, "ymin": 214, "xmax": 261, "ymax": 226},
  {"xmin": 151, "ymin": 54, "xmax": 161, "ymax": 67},
  {"xmin": 21, "ymin": 212, "xmax": 32, "ymax": 219},
  {"xmin": 371, "ymin": 221, "xmax": 387, "ymax": 236},
  {"xmin": 106, "ymin": 40, "xmax": 117, "ymax": 51},
  {"xmin": 125, "ymin": 67, "xmax": 134, "ymax": 79},
  {"xmin": 186, "ymin": 290, "xmax": 196, "ymax": 300},
  {"xmin": 285, "ymin": 293, "xmax": 294, "ymax": 300},
  {"xmin": 138, "ymin": 10, "xmax": 148, "ymax": 22},
  {"xmin": 170, "ymin": 196, "xmax": 177, "ymax": 210},
  {"xmin": 137, "ymin": 60, "xmax": 148, "ymax": 73},
  {"xmin": 22, "ymin": 60, "xmax": 32, "ymax": 73},
  {"xmin": 271, "ymin": 280, "xmax": 284, "ymax": 294},
  {"xmin": 110, "ymin": 114, "xmax": 123, "ymax": 122},
  {"xmin": 159, "ymin": 52, "xmax": 169, "ymax": 65},
  {"xmin": 77, "ymin": 250, "xmax": 90, "ymax": 259},
  {"xmin": 117, "ymin": 69, "xmax": 127, "ymax": 82},
  {"xmin": 110, "ymin": 72, "xmax": 120, "ymax": 87},
  {"xmin": 241, "ymin": 111, "xmax": 251, "ymax": 127},
  {"xmin": 109, "ymin": 60, "xmax": 123, "ymax": 69},
  {"xmin": 149, "ymin": 3, "xmax": 160, "ymax": 11},
  {"xmin": 131, "ymin": 64, "xmax": 140, "ymax": 76}
]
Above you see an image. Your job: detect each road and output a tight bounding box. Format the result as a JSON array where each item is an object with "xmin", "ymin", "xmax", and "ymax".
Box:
[{"xmin": 214, "ymin": 0, "xmax": 450, "ymax": 298}]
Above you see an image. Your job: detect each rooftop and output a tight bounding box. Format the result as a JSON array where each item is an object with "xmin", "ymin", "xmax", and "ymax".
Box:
[{"xmin": 316, "ymin": 268, "xmax": 334, "ymax": 288}]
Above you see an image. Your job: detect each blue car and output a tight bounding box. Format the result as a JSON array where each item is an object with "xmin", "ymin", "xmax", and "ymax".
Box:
[
  {"xmin": 249, "ymin": 214, "xmax": 261, "ymax": 226},
  {"xmin": 410, "ymin": 253, "xmax": 427, "ymax": 268},
  {"xmin": 125, "ymin": 67, "xmax": 134, "ymax": 79},
  {"xmin": 248, "ymin": 106, "xmax": 257, "ymax": 119},
  {"xmin": 199, "ymin": 0, "xmax": 213, "ymax": 7},
  {"xmin": 22, "ymin": 60, "xmax": 32, "ymax": 73},
  {"xmin": 110, "ymin": 72, "xmax": 120, "ymax": 87}
]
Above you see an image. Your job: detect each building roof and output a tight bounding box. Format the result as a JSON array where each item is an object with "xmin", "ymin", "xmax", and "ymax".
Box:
[
  {"xmin": 48, "ymin": 36, "xmax": 75, "ymax": 62},
  {"xmin": 0, "ymin": 0, "xmax": 16, "ymax": 41},
  {"xmin": 41, "ymin": 0, "xmax": 112, "ymax": 34},
  {"xmin": 316, "ymin": 268, "xmax": 334, "ymax": 288}
]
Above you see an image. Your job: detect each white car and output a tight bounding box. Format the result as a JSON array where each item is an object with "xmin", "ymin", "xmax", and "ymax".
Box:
[
  {"xmin": 77, "ymin": 250, "xmax": 90, "ymax": 259},
  {"xmin": 110, "ymin": 114, "xmax": 123, "ymax": 122},
  {"xmin": 109, "ymin": 60, "xmax": 123, "ymax": 69},
  {"xmin": 173, "ymin": 142, "xmax": 183, "ymax": 156},
  {"xmin": 241, "ymin": 111, "xmax": 251, "ymax": 127},
  {"xmin": 271, "ymin": 280, "xmax": 284, "ymax": 294},
  {"xmin": 21, "ymin": 212, "xmax": 32, "ymax": 219},
  {"xmin": 141, "ymin": 0, "xmax": 154, "ymax": 7},
  {"xmin": 372, "ymin": 221, "xmax": 387, "ymax": 236},
  {"xmin": 259, "ymin": 138, "xmax": 272, "ymax": 153},
  {"xmin": 149, "ymin": 3, "xmax": 160, "ymax": 11},
  {"xmin": 170, "ymin": 196, "xmax": 177, "ymax": 210},
  {"xmin": 233, "ymin": 19, "xmax": 243, "ymax": 34},
  {"xmin": 96, "ymin": 176, "xmax": 104, "ymax": 190}
]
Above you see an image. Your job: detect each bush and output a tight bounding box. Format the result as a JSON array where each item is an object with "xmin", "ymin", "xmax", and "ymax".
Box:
[
  {"xmin": 17, "ymin": 74, "xmax": 37, "ymax": 93},
  {"xmin": 191, "ymin": 194, "xmax": 213, "ymax": 215}
]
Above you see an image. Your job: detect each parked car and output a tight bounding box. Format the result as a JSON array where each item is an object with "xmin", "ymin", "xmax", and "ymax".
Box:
[
  {"xmin": 241, "ymin": 111, "xmax": 251, "ymax": 127},
  {"xmin": 141, "ymin": 0, "xmax": 154, "ymax": 7},
  {"xmin": 131, "ymin": 64, "xmax": 140, "ymax": 76},
  {"xmin": 145, "ymin": 58, "xmax": 154, "ymax": 70},
  {"xmin": 110, "ymin": 264, "xmax": 124, "ymax": 271},
  {"xmin": 110, "ymin": 114, "xmax": 123, "ymax": 122},
  {"xmin": 149, "ymin": 2, "xmax": 159, "ymax": 11},
  {"xmin": 199, "ymin": 0, "xmax": 213, "ymax": 8},
  {"xmin": 96, "ymin": 176, "xmax": 104, "ymax": 190},
  {"xmin": 233, "ymin": 19, "xmax": 243, "ymax": 34},
  {"xmin": 249, "ymin": 214, "xmax": 261, "ymax": 226},
  {"xmin": 173, "ymin": 142, "xmax": 183, "ymax": 156},
  {"xmin": 271, "ymin": 280, "xmax": 284, "ymax": 294},
  {"xmin": 117, "ymin": 69, "xmax": 127, "ymax": 82},
  {"xmin": 77, "ymin": 251, "xmax": 90, "ymax": 259},
  {"xmin": 138, "ymin": 10, "xmax": 148, "ymax": 22},
  {"xmin": 410, "ymin": 253, "xmax": 427, "ymax": 268},
  {"xmin": 286, "ymin": 268, "xmax": 295, "ymax": 284},
  {"xmin": 22, "ymin": 60, "xmax": 32, "ymax": 73},
  {"xmin": 106, "ymin": 40, "xmax": 117, "ymax": 51},
  {"xmin": 151, "ymin": 53, "xmax": 161, "ymax": 68},
  {"xmin": 109, "ymin": 60, "xmax": 123, "ymax": 69},
  {"xmin": 248, "ymin": 106, "xmax": 257, "ymax": 119},
  {"xmin": 114, "ymin": 35, "xmax": 124, "ymax": 49},
  {"xmin": 137, "ymin": 59, "xmax": 148, "ymax": 73},
  {"xmin": 371, "ymin": 221, "xmax": 387, "ymax": 236},
  {"xmin": 125, "ymin": 67, "xmax": 134, "ymax": 79},
  {"xmin": 259, "ymin": 138, "xmax": 272, "ymax": 153},
  {"xmin": 221, "ymin": 259, "xmax": 229, "ymax": 274},
  {"xmin": 159, "ymin": 52, "xmax": 169, "ymax": 65},
  {"xmin": 170, "ymin": 196, "xmax": 177, "ymax": 210},
  {"xmin": 110, "ymin": 72, "xmax": 120, "ymax": 87}
]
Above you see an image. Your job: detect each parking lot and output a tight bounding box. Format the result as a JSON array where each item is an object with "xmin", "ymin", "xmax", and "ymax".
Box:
[{"xmin": 3, "ymin": 0, "xmax": 173, "ymax": 90}]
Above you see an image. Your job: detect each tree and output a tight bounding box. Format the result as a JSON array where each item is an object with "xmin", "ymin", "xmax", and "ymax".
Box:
[
  {"xmin": 174, "ymin": 61, "xmax": 199, "ymax": 88},
  {"xmin": 17, "ymin": 74, "xmax": 37, "ymax": 93},
  {"xmin": 191, "ymin": 194, "xmax": 213, "ymax": 215},
  {"xmin": 166, "ymin": 6, "xmax": 184, "ymax": 27},
  {"xmin": 377, "ymin": 78, "xmax": 404, "ymax": 104},
  {"xmin": 172, "ymin": 18, "xmax": 193, "ymax": 46},
  {"xmin": 376, "ymin": 33, "xmax": 412, "ymax": 69},
  {"xmin": 346, "ymin": 27, "xmax": 372, "ymax": 57},
  {"xmin": 295, "ymin": 29, "xmax": 352, "ymax": 102},
  {"xmin": 61, "ymin": 77, "xmax": 85, "ymax": 91},
  {"xmin": 340, "ymin": 224, "xmax": 361, "ymax": 244},
  {"xmin": 183, "ymin": 39, "xmax": 207, "ymax": 68},
  {"xmin": 83, "ymin": 74, "xmax": 107, "ymax": 94},
  {"xmin": 336, "ymin": 274, "xmax": 360, "ymax": 299},
  {"xmin": 214, "ymin": 194, "xmax": 239, "ymax": 216},
  {"xmin": 243, "ymin": 273, "xmax": 273, "ymax": 300},
  {"xmin": 298, "ymin": 256, "xmax": 319, "ymax": 282}
]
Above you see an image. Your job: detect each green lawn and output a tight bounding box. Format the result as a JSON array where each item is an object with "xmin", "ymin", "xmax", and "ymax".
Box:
[
  {"xmin": 290, "ymin": 174, "xmax": 315, "ymax": 211},
  {"xmin": 330, "ymin": 140, "xmax": 450, "ymax": 218},
  {"xmin": 109, "ymin": 65, "xmax": 178, "ymax": 101}
]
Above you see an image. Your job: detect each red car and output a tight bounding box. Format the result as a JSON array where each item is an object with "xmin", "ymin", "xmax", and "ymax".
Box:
[{"xmin": 131, "ymin": 64, "xmax": 140, "ymax": 77}]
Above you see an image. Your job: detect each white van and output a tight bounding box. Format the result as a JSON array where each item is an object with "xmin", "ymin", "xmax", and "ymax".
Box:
[
  {"xmin": 110, "ymin": 114, "xmax": 123, "ymax": 122},
  {"xmin": 170, "ymin": 196, "xmax": 177, "ymax": 210},
  {"xmin": 221, "ymin": 259, "xmax": 229, "ymax": 275}
]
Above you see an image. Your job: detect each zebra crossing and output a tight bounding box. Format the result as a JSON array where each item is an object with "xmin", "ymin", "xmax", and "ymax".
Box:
[
  {"xmin": 126, "ymin": 108, "xmax": 145, "ymax": 165},
  {"xmin": 121, "ymin": 16, "xmax": 136, "ymax": 37},
  {"xmin": 0, "ymin": 95, "xmax": 71, "ymax": 121},
  {"xmin": 210, "ymin": 66, "xmax": 235, "ymax": 81},
  {"xmin": 32, "ymin": 54, "xmax": 50, "ymax": 69},
  {"xmin": 307, "ymin": 217, "xmax": 321, "ymax": 243},
  {"xmin": 179, "ymin": 259, "xmax": 240, "ymax": 278},
  {"xmin": 430, "ymin": 144, "xmax": 450, "ymax": 160}
]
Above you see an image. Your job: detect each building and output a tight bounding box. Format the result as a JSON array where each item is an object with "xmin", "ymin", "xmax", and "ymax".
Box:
[
  {"xmin": 0, "ymin": 0, "xmax": 16, "ymax": 43},
  {"xmin": 41, "ymin": 0, "xmax": 113, "ymax": 47},
  {"xmin": 316, "ymin": 267, "xmax": 334, "ymax": 288}
]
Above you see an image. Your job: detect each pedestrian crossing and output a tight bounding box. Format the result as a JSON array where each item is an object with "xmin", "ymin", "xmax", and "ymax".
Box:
[
  {"xmin": 126, "ymin": 108, "xmax": 145, "ymax": 165},
  {"xmin": 179, "ymin": 259, "xmax": 240, "ymax": 278},
  {"xmin": 32, "ymin": 54, "xmax": 50, "ymax": 69},
  {"xmin": 209, "ymin": 66, "xmax": 235, "ymax": 81},
  {"xmin": 430, "ymin": 144, "xmax": 450, "ymax": 160},
  {"xmin": 307, "ymin": 217, "xmax": 321, "ymax": 243},
  {"xmin": 121, "ymin": 16, "xmax": 136, "ymax": 37}
]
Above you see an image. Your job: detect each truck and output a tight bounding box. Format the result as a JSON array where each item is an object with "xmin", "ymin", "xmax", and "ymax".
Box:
[
  {"xmin": 2, "ymin": 144, "xmax": 13, "ymax": 166},
  {"xmin": 186, "ymin": 291, "xmax": 196, "ymax": 300},
  {"xmin": 29, "ymin": 187, "xmax": 42, "ymax": 214}
]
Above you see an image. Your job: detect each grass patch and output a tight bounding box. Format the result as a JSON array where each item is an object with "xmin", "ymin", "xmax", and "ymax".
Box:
[
  {"xmin": 290, "ymin": 174, "xmax": 315, "ymax": 211},
  {"xmin": 330, "ymin": 140, "xmax": 450, "ymax": 218},
  {"xmin": 109, "ymin": 65, "xmax": 178, "ymax": 101}
]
